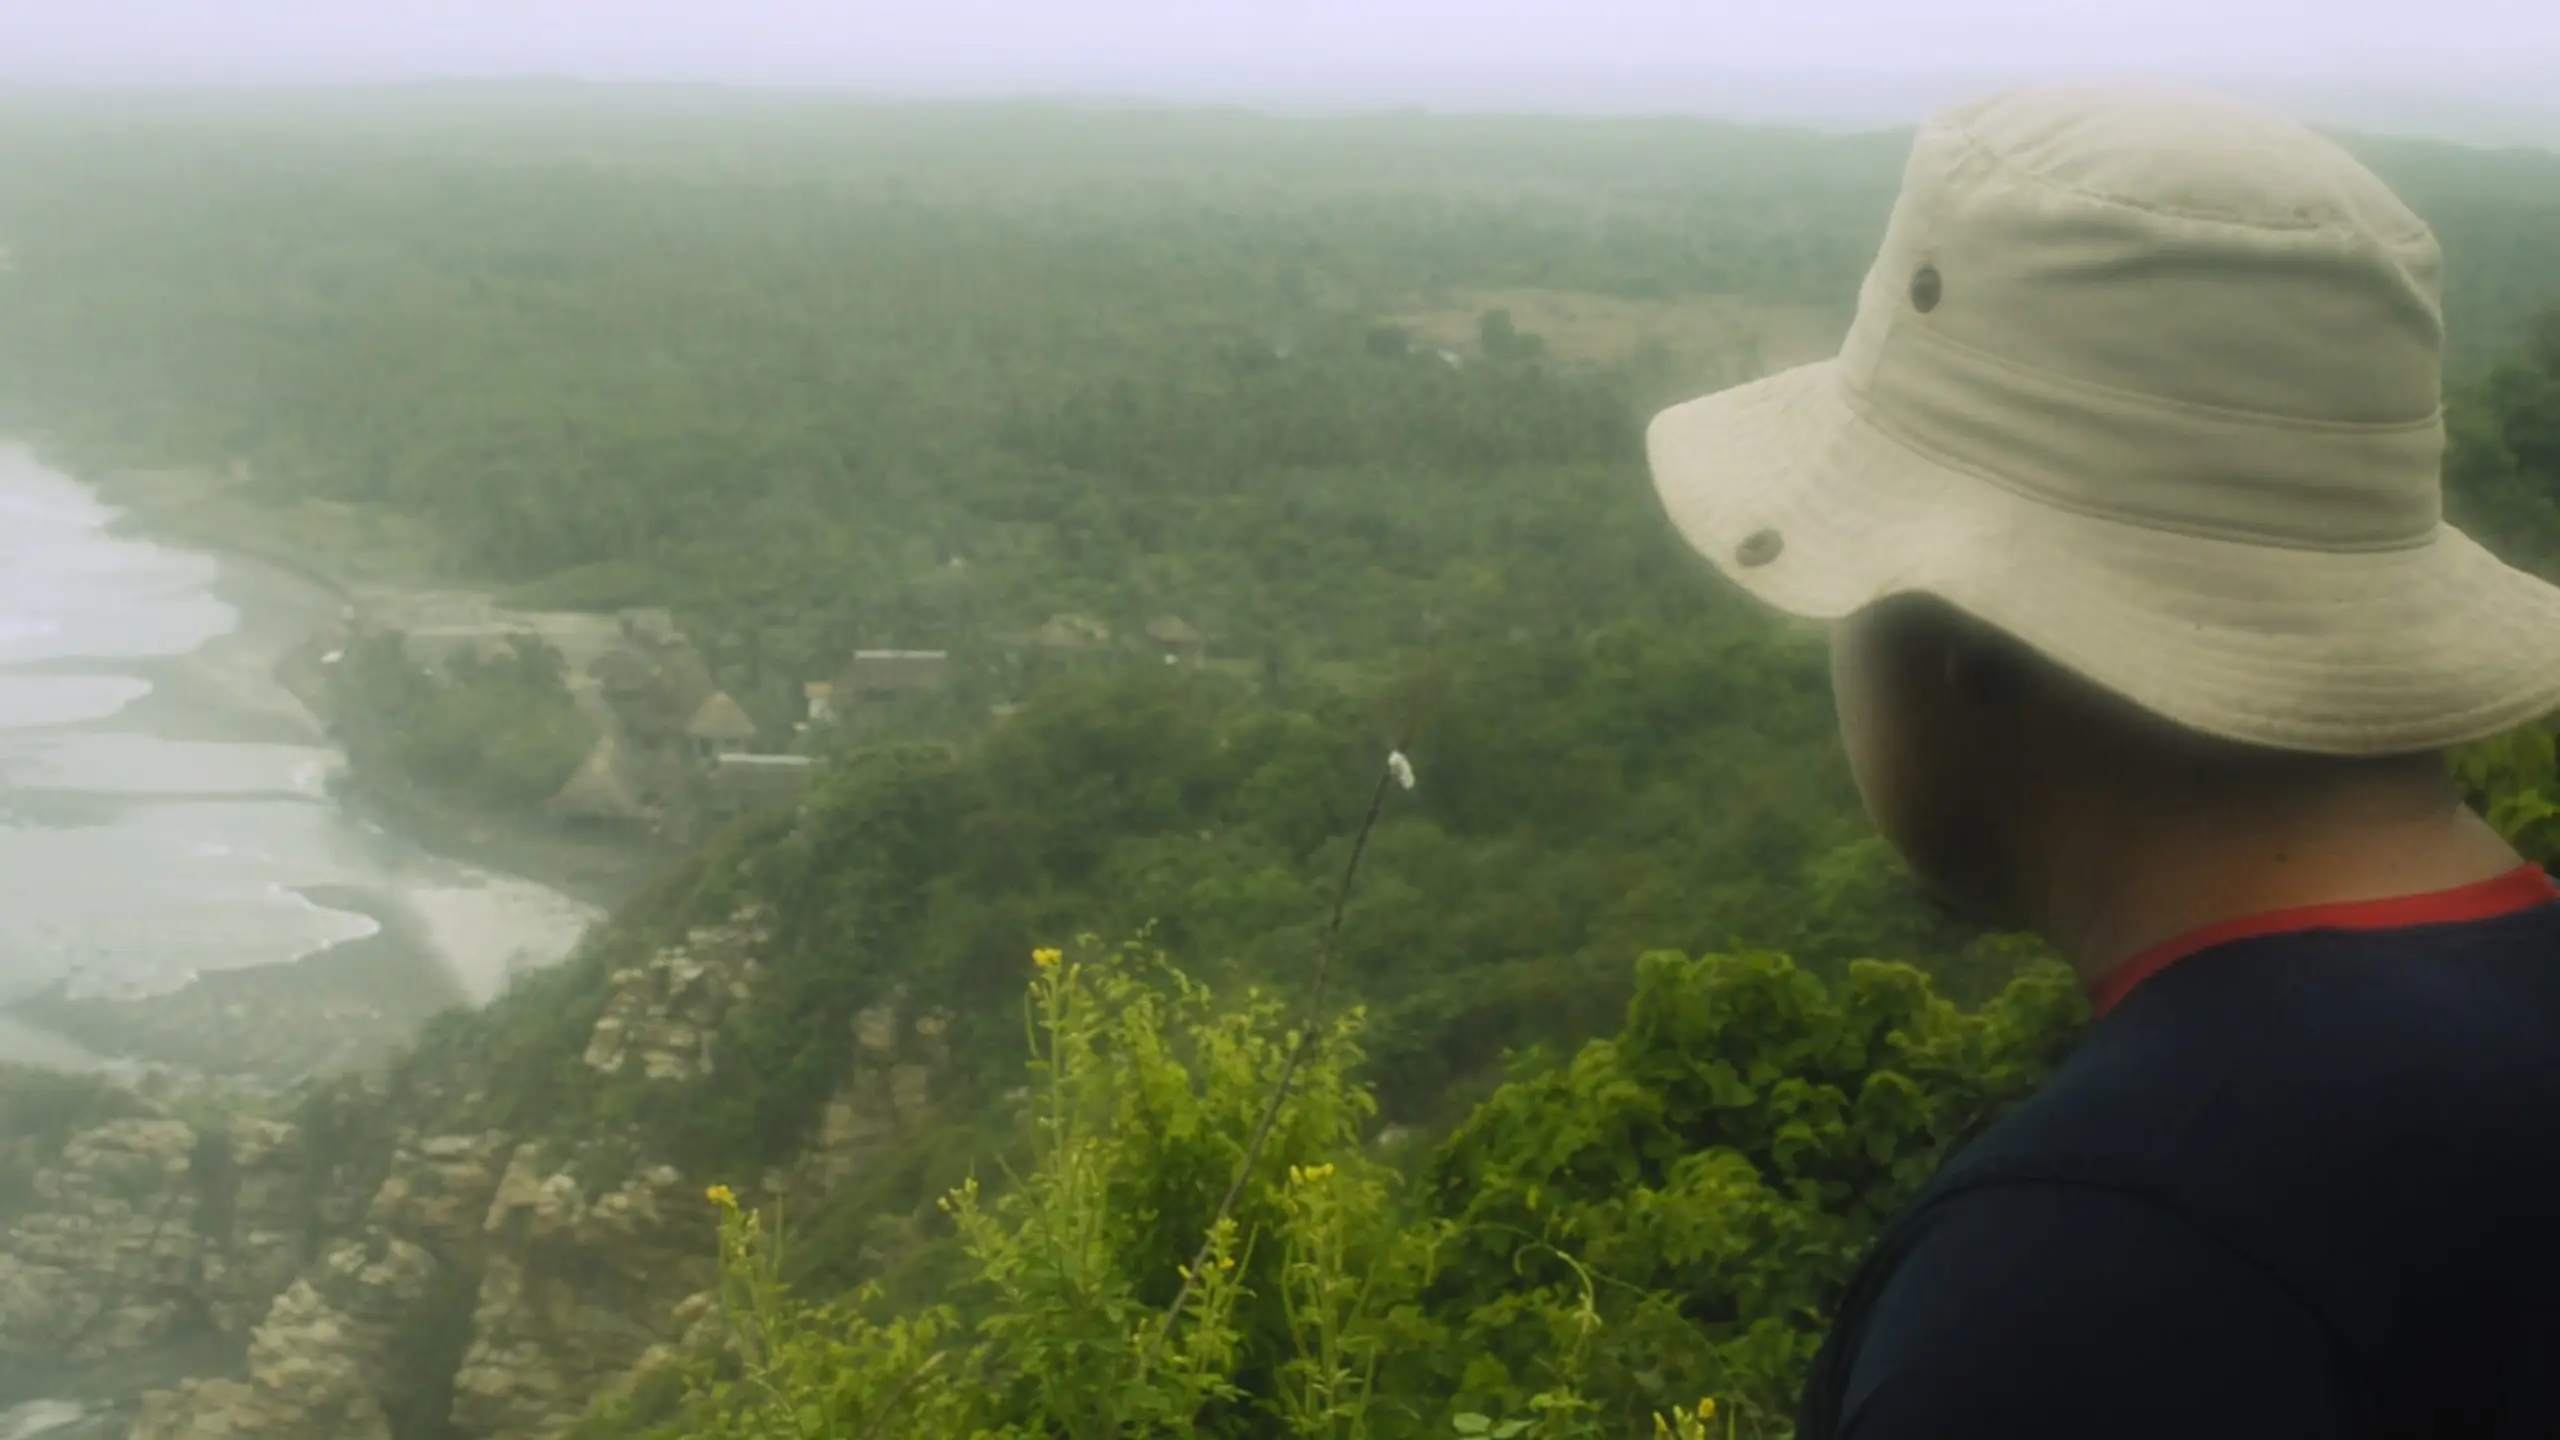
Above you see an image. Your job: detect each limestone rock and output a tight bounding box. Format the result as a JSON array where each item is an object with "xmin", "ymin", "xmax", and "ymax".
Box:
[
  {"xmin": 581, "ymin": 908, "xmax": 767, "ymax": 1084},
  {"xmin": 448, "ymin": 1153, "xmax": 713, "ymax": 1439},
  {"xmin": 129, "ymin": 1235, "xmax": 438, "ymax": 1440},
  {"xmin": 852, "ymin": 1002, "xmax": 899, "ymax": 1058},
  {"xmin": 199, "ymin": 1116, "xmax": 310, "ymax": 1335},
  {"xmin": 796, "ymin": 999, "xmax": 950, "ymax": 1194},
  {"xmin": 0, "ymin": 1110, "xmax": 322, "ymax": 1357},
  {"xmin": 367, "ymin": 1129, "xmax": 513, "ymax": 1263},
  {"xmin": 0, "ymin": 1117, "xmax": 198, "ymax": 1361},
  {"xmin": 130, "ymin": 1378, "xmax": 323, "ymax": 1440}
]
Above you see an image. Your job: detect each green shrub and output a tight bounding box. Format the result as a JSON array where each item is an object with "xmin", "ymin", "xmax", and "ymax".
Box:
[
  {"xmin": 637, "ymin": 936, "xmax": 2080, "ymax": 1440},
  {"xmin": 331, "ymin": 633, "xmax": 597, "ymax": 813},
  {"xmin": 2457, "ymin": 723, "xmax": 2560, "ymax": 867}
]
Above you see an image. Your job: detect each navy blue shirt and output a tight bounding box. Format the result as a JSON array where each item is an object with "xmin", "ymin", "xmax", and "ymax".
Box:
[{"xmin": 1801, "ymin": 868, "xmax": 2560, "ymax": 1438}]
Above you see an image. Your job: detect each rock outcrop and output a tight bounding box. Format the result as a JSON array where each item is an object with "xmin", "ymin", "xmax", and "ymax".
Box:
[
  {"xmin": 129, "ymin": 1235, "xmax": 442, "ymax": 1440},
  {"xmin": 365, "ymin": 1129, "xmax": 515, "ymax": 1266},
  {"xmin": 0, "ymin": 1106, "xmax": 323, "ymax": 1366},
  {"xmin": 795, "ymin": 996, "xmax": 950, "ymax": 1195},
  {"xmin": 581, "ymin": 909, "xmax": 767, "ymax": 1083},
  {"xmin": 0, "ymin": 1118, "xmax": 206, "ymax": 1362},
  {"xmin": 3, "ymin": 899, "xmax": 937, "ymax": 1439},
  {"xmin": 199, "ymin": 1117, "xmax": 312, "ymax": 1336},
  {"xmin": 447, "ymin": 1151, "xmax": 715, "ymax": 1438}
]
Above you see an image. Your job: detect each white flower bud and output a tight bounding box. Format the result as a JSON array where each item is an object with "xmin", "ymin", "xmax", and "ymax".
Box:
[{"xmin": 1387, "ymin": 750, "xmax": 1416, "ymax": 791}]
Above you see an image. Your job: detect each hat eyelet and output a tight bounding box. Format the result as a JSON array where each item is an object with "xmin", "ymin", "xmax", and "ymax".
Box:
[
  {"xmin": 1735, "ymin": 528, "xmax": 1784, "ymax": 568},
  {"xmin": 1909, "ymin": 264, "xmax": 1942, "ymax": 313}
]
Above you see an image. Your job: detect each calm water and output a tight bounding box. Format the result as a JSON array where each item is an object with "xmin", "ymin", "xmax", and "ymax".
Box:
[{"xmin": 0, "ymin": 444, "xmax": 596, "ymax": 1065}]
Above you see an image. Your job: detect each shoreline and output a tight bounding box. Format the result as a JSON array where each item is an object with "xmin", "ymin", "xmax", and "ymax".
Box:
[
  {"xmin": 8, "ymin": 883, "xmax": 464, "ymax": 1087},
  {"xmin": 0, "ymin": 450, "xmax": 652, "ymax": 1079},
  {"xmin": 83, "ymin": 462, "xmax": 670, "ymax": 915}
]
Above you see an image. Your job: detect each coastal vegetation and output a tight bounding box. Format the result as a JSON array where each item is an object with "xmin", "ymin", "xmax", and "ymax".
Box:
[{"xmin": 0, "ymin": 90, "xmax": 2556, "ymax": 1436}]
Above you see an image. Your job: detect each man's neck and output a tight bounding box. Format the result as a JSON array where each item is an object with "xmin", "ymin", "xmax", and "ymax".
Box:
[{"xmin": 2030, "ymin": 772, "xmax": 2527, "ymax": 989}]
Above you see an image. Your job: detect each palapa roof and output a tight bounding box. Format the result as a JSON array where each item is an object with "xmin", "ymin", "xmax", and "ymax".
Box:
[
  {"xmin": 685, "ymin": 690, "xmax": 759, "ymax": 742},
  {"xmin": 547, "ymin": 736, "xmax": 652, "ymax": 821},
  {"xmin": 1026, "ymin": 613, "xmax": 1112, "ymax": 651},
  {"xmin": 1145, "ymin": 616, "xmax": 1206, "ymax": 646},
  {"xmin": 592, "ymin": 642, "xmax": 724, "ymax": 738}
]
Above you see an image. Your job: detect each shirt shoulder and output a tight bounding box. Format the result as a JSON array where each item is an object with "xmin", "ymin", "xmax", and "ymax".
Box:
[
  {"xmin": 1829, "ymin": 1181, "xmax": 2361, "ymax": 1440},
  {"xmin": 1806, "ymin": 911, "xmax": 2560, "ymax": 1439},
  {"xmin": 1937, "ymin": 908, "xmax": 2560, "ymax": 1212}
]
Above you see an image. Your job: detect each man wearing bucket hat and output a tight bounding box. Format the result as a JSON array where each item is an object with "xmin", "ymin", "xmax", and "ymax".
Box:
[{"xmin": 1649, "ymin": 83, "xmax": 2560, "ymax": 1435}]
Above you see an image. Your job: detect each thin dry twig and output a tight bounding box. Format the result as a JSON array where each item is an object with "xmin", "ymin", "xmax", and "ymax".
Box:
[{"xmin": 1141, "ymin": 720, "xmax": 1416, "ymax": 1370}]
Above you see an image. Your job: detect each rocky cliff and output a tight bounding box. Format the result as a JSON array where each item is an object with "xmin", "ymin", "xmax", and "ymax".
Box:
[{"xmin": 0, "ymin": 902, "xmax": 949, "ymax": 1440}]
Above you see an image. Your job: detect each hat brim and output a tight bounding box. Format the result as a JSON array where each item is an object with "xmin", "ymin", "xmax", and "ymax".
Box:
[{"xmin": 1648, "ymin": 360, "xmax": 2560, "ymax": 755}]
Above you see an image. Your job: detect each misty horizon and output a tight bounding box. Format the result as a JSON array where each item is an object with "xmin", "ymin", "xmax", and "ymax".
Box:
[{"xmin": 6, "ymin": 0, "xmax": 2560, "ymax": 146}]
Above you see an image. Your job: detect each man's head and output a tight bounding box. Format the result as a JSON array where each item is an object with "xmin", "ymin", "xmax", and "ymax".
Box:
[
  {"xmin": 1642, "ymin": 82, "xmax": 2560, "ymax": 915},
  {"xmin": 1828, "ymin": 592, "xmax": 2457, "ymax": 928}
]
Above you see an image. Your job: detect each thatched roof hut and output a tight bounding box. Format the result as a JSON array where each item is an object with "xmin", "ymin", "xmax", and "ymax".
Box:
[
  {"xmin": 1144, "ymin": 616, "xmax": 1208, "ymax": 657},
  {"xmin": 590, "ymin": 642, "xmax": 726, "ymax": 740},
  {"xmin": 547, "ymin": 736, "xmax": 653, "ymax": 822},
  {"xmin": 708, "ymin": 753, "xmax": 814, "ymax": 812},
  {"xmin": 1025, "ymin": 613, "xmax": 1112, "ymax": 652},
  {"xmin": 685, "ymin": 690, "xmax": 758, "ymax": 744}
]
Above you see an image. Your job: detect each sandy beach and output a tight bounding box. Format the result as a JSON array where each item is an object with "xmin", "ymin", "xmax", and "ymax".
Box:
[{"xmin": 0, "ymin": 447, "xmax": 608, "ymax": 1081}]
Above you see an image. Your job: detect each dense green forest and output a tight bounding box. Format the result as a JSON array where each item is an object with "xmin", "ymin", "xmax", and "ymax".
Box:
[
  {"xmin": 5, "ymin": 93, "xmax": 2560, "ymax": 732},
  {"xmin": 3, "ymin": 92, "xmax": 2560, "ymax": 1436}
]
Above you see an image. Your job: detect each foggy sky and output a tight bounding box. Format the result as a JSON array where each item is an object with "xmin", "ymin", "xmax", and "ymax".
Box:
[{"xmin": 6, "ymin": 0, "xmax": 2560, "ymax": 136}]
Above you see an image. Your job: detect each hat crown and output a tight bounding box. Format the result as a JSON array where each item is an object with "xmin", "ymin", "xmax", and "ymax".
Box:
[{"xmin": 1837, "ymin": 83, "xmax": 2448, "ymax": 550}]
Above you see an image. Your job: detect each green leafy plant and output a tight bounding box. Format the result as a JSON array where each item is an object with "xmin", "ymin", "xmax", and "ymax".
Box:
[
  {"xmin": 645, "ymin": 937, "xmax": 2079, "ymax": 1440},
  {"xmin": 2456, "ymin": 725, "xmax": 2560, "ymax": 865}
]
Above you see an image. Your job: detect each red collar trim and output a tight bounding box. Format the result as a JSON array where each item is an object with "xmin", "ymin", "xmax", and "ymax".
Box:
[{"xmin": 2088, "ymin": 863, "xmax": 2560, "ymax": 1017}]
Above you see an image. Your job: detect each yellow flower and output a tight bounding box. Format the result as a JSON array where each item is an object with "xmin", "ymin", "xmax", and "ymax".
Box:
[
  {"xmin": 705, "ymin": 1184, "xmax": 736, "ymax": 1207},
  {"xmin": 1032, "ymin": 947, "xmax": 1063, "ymax": 969},
  {"xmin": 1217, "ymin": 1254, "xmax": 1236, "ymax": 1271},
  {"xmin": 1653, "ymin": 1399, "xmax": 1717, "ymax": 1440}
]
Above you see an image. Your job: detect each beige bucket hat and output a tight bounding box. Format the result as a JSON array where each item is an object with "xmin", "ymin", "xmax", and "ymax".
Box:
[{"xmin": 1647, "ymin": 81, "xmax": 2560, "ymax": 756}]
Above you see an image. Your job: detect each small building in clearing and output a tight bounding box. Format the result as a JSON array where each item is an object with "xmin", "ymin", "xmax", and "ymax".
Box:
[
  {"xmin": 807, "ymin": 650, "xmax": 953, "ymax": 724},
  {"xmin": 1024, "ymin": 613, "xmax": 1112, "ymax": 653},
  {"xmin": 548, "ymin": 735, "xmax": 656, "ymax": 824},
  {"xmin": 1144, "ymin": 616, "xmax": 1208, "ymax": 664},
  {"xmin": 706, "ymin": 753, "xmax": 815, "ymax": 814},
  {"xmin": 590, "ymin": 643, "xmax": 729, "ymax": 743},
  {"xmin": 684, "ymin": 691, "xmax": 758, "ymax": 760}
]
